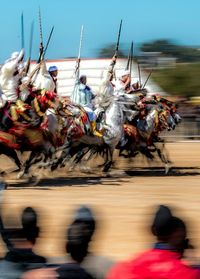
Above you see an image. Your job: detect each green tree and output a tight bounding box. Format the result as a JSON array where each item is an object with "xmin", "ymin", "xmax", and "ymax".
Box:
[
  {"xmin": 152, "ymin": 63, "xmax": 200, "ymax": 97},
  {"xmin": 140, "ymin": 39, "xmax": 200, "ymax": 62},
  {"xmin": 98, "ymin": 43, "xmax": 126, "ymax": 58}
]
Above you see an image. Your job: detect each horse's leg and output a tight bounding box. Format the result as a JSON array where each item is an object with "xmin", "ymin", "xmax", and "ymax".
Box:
[
  {"xmin": 3, "ymin": 148, "xmax": 22, "ymax": 171},
  {"xmin": 17, "ymin": 151, "xmax": 37, "ymax": 178},
  {"xmin": 51, "ymin": 146, "xmax": 71, "ymax": 171},
  {"xmin": 154, "ymin": 142, "xmax": 171, "ymax": 174},
  {"xmin": 74, "ymin": 146, "xmax": 90, "ymax": 164},
  {"xmin": 103, "ymin": 147, "xmax": 113, "ymax": 172},
  {"xmin": 97, "ymin": 147, "xmax": 108, "ymax": 168}
]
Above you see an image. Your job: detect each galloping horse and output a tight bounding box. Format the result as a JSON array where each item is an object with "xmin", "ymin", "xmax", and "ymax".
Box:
[
  {"xmin": 120, "ymin": 97, "xmax": 181, "ymax": 171},
  {"xmin": 50, "ymin": 92, "xmax": 140, "ymax": 172}
]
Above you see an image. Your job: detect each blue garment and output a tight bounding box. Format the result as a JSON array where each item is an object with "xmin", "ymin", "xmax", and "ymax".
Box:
[{"xmin": 71, "ymin": 81, "xmax": 94, "ymax": 108}]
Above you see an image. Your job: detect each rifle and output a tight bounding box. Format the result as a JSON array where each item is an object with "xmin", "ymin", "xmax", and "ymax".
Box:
[
  {"xmin": 37, "ymin": 7, "xmax": 44, "ymax": 63},
  {"xmin": 129, "ymin": 41, "xmax": 133, "ymax": 80},
  {"xmin": 21, "ymin": 12, "xmax": 25, "ymax": 50},
  {"xmin": 74, "ymin": 25, "xmax": 84, "ymax": 78},
  {"xmin": 138, "ymin": 62, "xmax": 142, "ymax": 88},
  {"xmin": 109, "ymin": 20, "xmax": 123, "ymax": 77},
  {"xmin": 24, "ymin": 20, "xmax": 34, "ymax": 75},
  {"xmin": 26, "ymin": 26, "xmax": 54, "ymax": 86},
  {"xmin": 115, "ymin": 19, "xmax": 122, "ymax": 57},
  {"xmin": 43, "ymin": 26, "xmax": 54, "ymax": 57},
  {"xmin": 126, "ymin": 41, "xmax": 132, "ymax": 71},
  {"xmin": 142, "ymin": 69, "xmax": 153, "ymax": 89}
]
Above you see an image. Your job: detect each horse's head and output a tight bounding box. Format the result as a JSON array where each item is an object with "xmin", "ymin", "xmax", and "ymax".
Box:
[
  {"xmin": 159, "ymin": 108, "xmax": 176, "ymax": 131},
  {"xmin": 170, "ymin": 105, "xmax": 181, "ymax": 125},
  {"xmin": 173, "ymin": 112, "xmax": 182, "ymax": 125}
]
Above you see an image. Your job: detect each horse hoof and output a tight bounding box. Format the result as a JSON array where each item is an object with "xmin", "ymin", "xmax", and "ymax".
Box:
[
  {"xmin": 29, "ymin": 176, "xmax": 40, "ymax": 186},
  {"xmin": 165, "ymin": 164, "xmax": 170, "ymax": 174},
  {"xmin": 51, "ymin": 164, "xmax": 58, "ymax": 171},
  {"xmin": 17, "ymin": 171, "xmax": 25, "ymax": 179},
  {"xmin": 103, "ymin": 162, "xmax": 112, "ymax": 172}
]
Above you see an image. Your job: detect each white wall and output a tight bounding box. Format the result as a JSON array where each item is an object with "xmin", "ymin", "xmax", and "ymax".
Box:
[{"xmin": 32, "ymin": 58, "xmax": 166, "ymax": 96}]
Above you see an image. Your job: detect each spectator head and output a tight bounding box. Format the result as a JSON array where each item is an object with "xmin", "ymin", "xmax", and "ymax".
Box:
[
  {"xmin": 21, "ymin": 207, "xmax": 39, "ymax": 245},
  {"xmin": 66, "ymin": 221, "xmax": 91, "ymax": 263},
  {"xmin": 73, "ymin": 205, "xmax": 96, "ymax": 241},
  {"xmin": 66, "ymin": 206, "xmax": 96, "ymax": 263},
  {"xmin": 151, "ymin": 205, "xmax": 189, "ymax": 255}
]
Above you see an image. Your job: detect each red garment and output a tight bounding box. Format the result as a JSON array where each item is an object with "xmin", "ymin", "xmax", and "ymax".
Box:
[{"xmin": 106, "ymin": 249, "xmax": 200, "ymax": 279}]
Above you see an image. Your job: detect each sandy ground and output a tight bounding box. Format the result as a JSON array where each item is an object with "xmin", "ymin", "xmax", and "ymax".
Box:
[{"xmin": 0, "ymin": 141, "xmax": 200, "ymax": 262}]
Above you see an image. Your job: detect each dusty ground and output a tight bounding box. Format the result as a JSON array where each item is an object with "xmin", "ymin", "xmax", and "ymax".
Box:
[{"xmin": 0, "ymin": 142, "xmax": 200, "ymax": 262}]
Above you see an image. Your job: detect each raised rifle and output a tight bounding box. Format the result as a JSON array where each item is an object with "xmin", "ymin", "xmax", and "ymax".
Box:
[
  {"xmin": 74, "ymin": 25, "xmax": 84, "ymax": 78},
  {"xmin": 142, "ymin": 69, "xmax": 153, "ymax": 89},
  {"xmin": 108, "ymin": 20, "xmax": 123, "ymax": 81},
  {"xmin": 126, "ymin": 41, "xmax": 132, "ymax": 71},
  {"xmin": 21, "ymin": 12, "xmax": 25, "ymax": 51},
  {"xmin": 37, "ymin": 7, "xmax": 44, "ymax": 63},
  {"xmin": 24, "ymin": 20, "xmax": 34, "ymax": 75}
]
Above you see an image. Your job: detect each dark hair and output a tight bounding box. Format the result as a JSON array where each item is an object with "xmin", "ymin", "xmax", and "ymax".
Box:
[
  {"xmin": 21, "ymin": 207, "xmax": 39, "ymax": 244},
  {"xmin": 151, "ymin": 205, "xmax": 186, "ymax": 241},
  {"xmin": 66, "ymin": 221, "xmax": 91, "ymax": 263}
]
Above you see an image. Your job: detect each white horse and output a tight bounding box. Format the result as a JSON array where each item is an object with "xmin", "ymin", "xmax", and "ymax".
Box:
[{"xmin": 50, "ymin": 87, "xmax": 141, "ymax": 172}]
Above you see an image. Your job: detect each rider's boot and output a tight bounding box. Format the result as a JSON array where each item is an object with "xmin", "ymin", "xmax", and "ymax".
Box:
[{"xmin": 90, "ymin": 121, "xmax": 103, "ymax": 137}]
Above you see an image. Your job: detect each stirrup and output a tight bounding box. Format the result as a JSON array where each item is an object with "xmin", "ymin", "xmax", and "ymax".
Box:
[{"xmin": 93, "ymin": 130, "xmax": 103, "ymax": 137}]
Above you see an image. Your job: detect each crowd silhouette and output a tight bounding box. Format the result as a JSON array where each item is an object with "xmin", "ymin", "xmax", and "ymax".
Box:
[{"xmin": 1, "ymin": 183, "xmax": 200, "ymax": 278}]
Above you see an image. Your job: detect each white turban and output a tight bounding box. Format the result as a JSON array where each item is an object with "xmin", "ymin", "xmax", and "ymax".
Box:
[{"xmin": 119, "ymin": 69, "xmax": 130, "ymax": 78}]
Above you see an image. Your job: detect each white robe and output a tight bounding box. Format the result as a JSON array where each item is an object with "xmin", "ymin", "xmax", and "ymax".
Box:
[
  {"xmin": 0, "ymin": 50, "xmax": 24, "ymax": 106},
  {"xmin": 32, "ymin": 62, "xmax": 55, "ymax": 92}
]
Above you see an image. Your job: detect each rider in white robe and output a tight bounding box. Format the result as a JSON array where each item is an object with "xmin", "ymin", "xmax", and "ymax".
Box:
[
  {"xmin": 71, "ymin": 75, "xmax": 102, "ymax": 137},
  {"xmin": 32, "ymin": 61, "xmax": 55, "ymax": 92},
  {"xmin": 0, "ymin": 49, "xmax": 24, "ymax": 107}
]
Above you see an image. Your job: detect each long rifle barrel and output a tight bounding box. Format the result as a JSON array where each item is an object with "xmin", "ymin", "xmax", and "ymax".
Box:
[
  {"xmin": 129, "ymin": 42, "xmax": 133, "ymax": 78},
  {"xmin": 74, "ymin": 25, "xmax": 84, "ymax": 77},
  {"xmin": 142, "ymin": 69, "xmax": 153, "ymax": 89},
  {"xmin": 43, "ymin": 26, "xmax": 54, "ymax": 57},
  {"xmin": 21, "ymin": 12, "xmax": 25, "ymax": 50},
  {"xmin": 29, "ymin": 21, "xmax": 34, "ymax": 58},
  {"xmin": 115, "ymin": 19, "xmax": 122, "ymax": 54},
  {"xmin": 138, "ymin": 63, "xmax": 141, "ymax": 87},
  {"xmin": 78, "ymin": 25, "xmax": 84, "ymax": 59},
  {"xmin": 37, "ymin": 7, "xmax": 44, "ymax": 63},
  {"xmin": 126, "ymin": 42, "xmax": 132, "ymax": 70}
]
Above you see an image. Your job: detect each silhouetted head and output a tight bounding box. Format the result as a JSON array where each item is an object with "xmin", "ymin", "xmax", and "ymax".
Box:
[
  {"xmin": 151, "ymin": 205, "xmax": 189, "ymax": 256},
  {"xmin": 65, "ymin": 206, "xmax": 96, "ymax": 263},
  {"xmin": 66, "ymin": 221, "xmax": 91, "ymax": 263},
  {"xmin": 21, "ymin": 207, "xmax": 39, "ymax": 245},
  {"xmin": 73, "ymin": 206, "xmax": 96, "ymax": 241}
]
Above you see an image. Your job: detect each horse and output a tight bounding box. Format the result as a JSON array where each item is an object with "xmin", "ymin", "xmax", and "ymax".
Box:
[
  {"xmin": 50, "ymin": 93, "xmax": 140, "ymax": 172},
  {"xmin": 0, "ymin": 89, "xmax": 58, "ymax": 179},
  {"xmin": 119, "ymin": 99, "xmax": 180, "ymax": 172}
]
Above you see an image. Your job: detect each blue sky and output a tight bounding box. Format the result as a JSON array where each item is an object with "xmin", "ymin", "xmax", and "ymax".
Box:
[{"xmin": 0, "ymin": 0, "xmax": 199, "ymax": 62}]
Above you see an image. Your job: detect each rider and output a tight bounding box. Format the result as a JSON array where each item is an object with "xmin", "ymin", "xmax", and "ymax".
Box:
[
  {"xmin": 71, "ymin": 74, "xmax": 102, "ymax": 137},
  {"xmin": 114, "ymin": 69, "xmax": 131, "ymax": 95},
  {"xmin": 114, "ymin": 70, "xmax": 142, "ymax": 95},
  {"xmin": 0, "ymin": 49, "xmax": 25, "ymax": 108},
  {"xmin": 32, "ymin": 60, "xmax": 55, "ymax": 92},
  {"xmin": 48, "ymin": 65, "xmax": 58, "ymax": 93}
]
